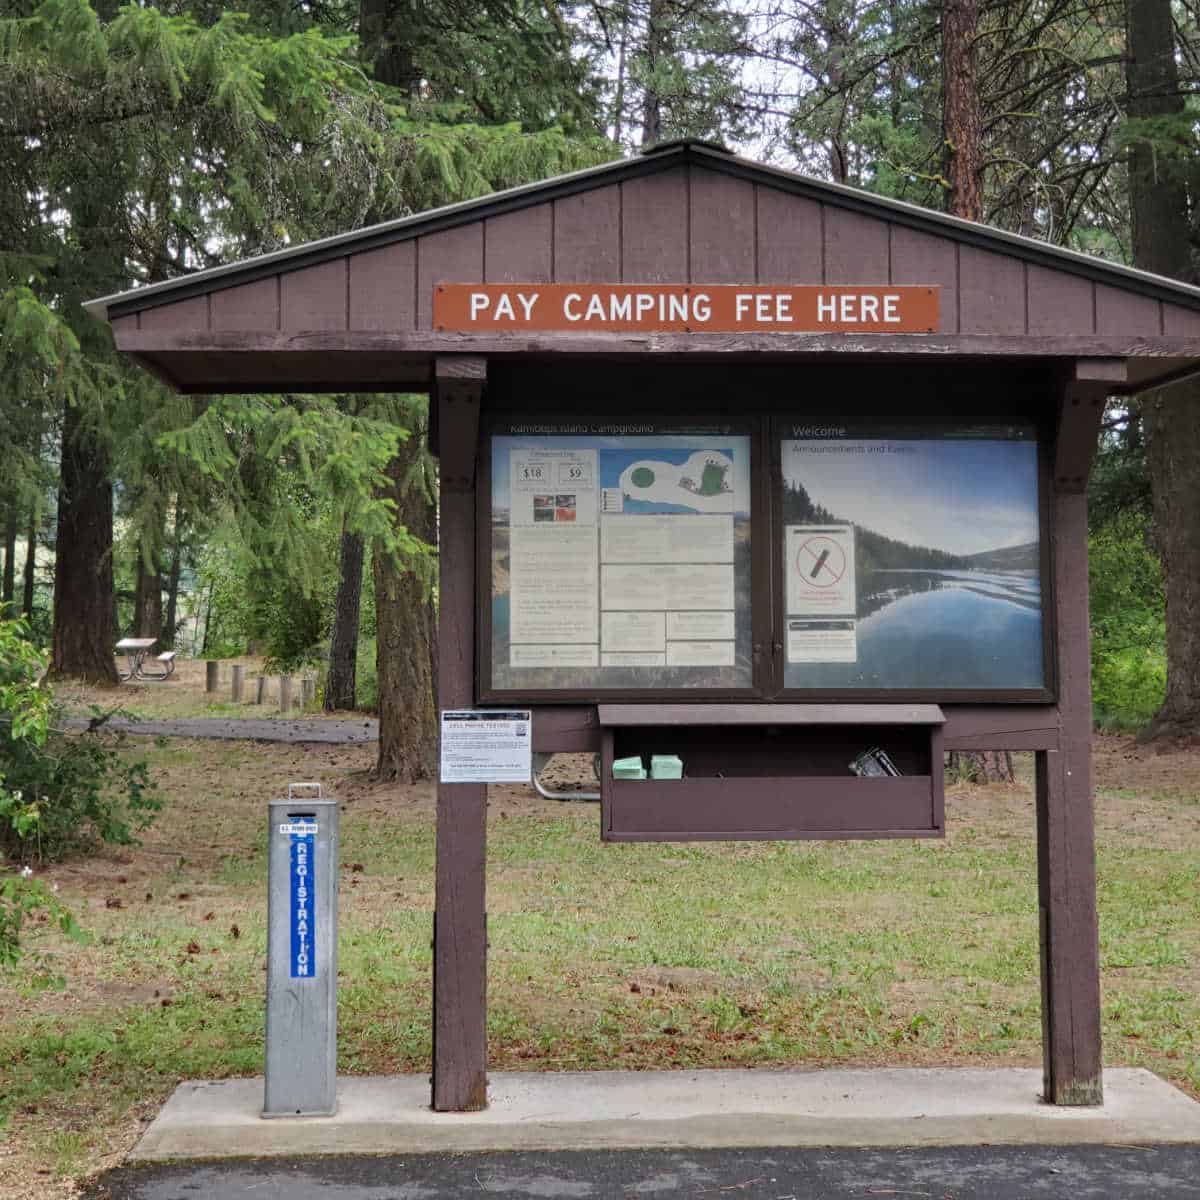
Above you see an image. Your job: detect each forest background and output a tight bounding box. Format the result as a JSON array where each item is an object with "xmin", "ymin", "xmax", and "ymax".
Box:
[{"xmin": 2, "ymin": 0, "xmax": 1199, "ymax": 776}]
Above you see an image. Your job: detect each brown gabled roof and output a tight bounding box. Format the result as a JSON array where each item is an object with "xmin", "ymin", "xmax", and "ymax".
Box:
[{"xmin": 86, "ymin": 139, "xmax": 1200, "ymax": 322}]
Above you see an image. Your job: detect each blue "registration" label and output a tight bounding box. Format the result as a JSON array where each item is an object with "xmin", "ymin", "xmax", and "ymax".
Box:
[{"xmin": 289, "ymin": 824, "xmax": 316, "ymax": 979}]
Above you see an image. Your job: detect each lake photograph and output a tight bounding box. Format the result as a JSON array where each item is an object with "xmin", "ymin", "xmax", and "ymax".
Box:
[{"xmin": 781, "ymin": 431, "xmax": 1045, "ymax": 690}]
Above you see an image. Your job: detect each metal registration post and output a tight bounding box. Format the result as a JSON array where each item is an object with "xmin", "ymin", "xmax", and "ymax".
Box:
[{"xmin": 264, "ymin": 782, "xmax": 339, "ymax": 1117}]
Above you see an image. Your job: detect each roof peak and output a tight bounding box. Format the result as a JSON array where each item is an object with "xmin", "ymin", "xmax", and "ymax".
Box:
[{"xmin": 640, "ymin": 137, "xmax": 732, "ymax": 157}]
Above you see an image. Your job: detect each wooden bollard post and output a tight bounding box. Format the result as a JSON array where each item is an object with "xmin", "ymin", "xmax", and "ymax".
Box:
[
  {"xmin": 255, "ymin": 675, "xmax": 266, "ymax": 705},
  {"xmin": 278, "ymin": 675, "xmax": 293, "ymax": 713},
  {"xmin": 231, "ymin": 664, "xmax": 245, "ymax": 702},
  {"xmin": 300, "ymin": 675, "xmax": 315, "ymax": 708},
  {"xmin": 206, "ymin": 661, "xmax": 219, "ymax": 692}
]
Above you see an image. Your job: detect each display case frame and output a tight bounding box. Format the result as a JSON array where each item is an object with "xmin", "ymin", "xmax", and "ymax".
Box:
[{"xmin": 478, "ymin": 373, "xmax": 1058, "ymax": 706}]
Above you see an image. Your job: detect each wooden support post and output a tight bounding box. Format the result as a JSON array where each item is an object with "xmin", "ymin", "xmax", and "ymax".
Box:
[
  {"xmin": 301, "ymin": 676, "xmax": 315, "ymax": 707},
  {"xmin": 255, "ymin": 675, "xmax": 266, "ymax": 705},
  {"xmin": 231, "ymin": 664, "xmax": 245, "ymax": 702},
  {"xmin": 432, "ymin": 356, "xmax": 488, "ymax": 1112},
  {"xmin": 1037, "ymin": 364, "xmax": 1111, "ymax": 1106},
  {"xmin": 205, "ymin": 660, "xmax": 219, "ymax": 692},
  {"xmin": 278, "ymin": 675, "xmax": 293, "ymax": 713}
]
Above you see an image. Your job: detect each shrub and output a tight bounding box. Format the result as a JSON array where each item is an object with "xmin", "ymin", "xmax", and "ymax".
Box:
[
  {"xmin": 1089, "ymin": 510, "xmax": 1166, "ymax": 731},
  {"xmin": 1, "ymin": 620, "xmax": 162, "ymax": 962}
]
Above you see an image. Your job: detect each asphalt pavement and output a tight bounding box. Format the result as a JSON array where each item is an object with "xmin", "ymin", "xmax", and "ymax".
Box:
[
  {"xmin": 63, "ymin": 716, "xmax": 379, "ymax": 743},
  {"xmin": 86, "ymin": 1144, "xmax": 1200, "ymax": 1199}
]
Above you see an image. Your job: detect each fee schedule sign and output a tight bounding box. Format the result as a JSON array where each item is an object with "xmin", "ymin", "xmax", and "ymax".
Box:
[{"xmin": 434, "ymin": 283, "xmax": 939, "ymax": 333}]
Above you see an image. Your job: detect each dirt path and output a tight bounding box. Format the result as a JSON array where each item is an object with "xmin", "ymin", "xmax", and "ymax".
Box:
[{"xmin": 62, "ymin": 716, "xmax": 379, "ymax": 743}]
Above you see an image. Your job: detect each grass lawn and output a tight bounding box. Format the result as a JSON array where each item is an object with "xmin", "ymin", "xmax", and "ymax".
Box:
[{"xmin": 1, "ymin": 734, "xmax": 1198, "ymax": 1196}]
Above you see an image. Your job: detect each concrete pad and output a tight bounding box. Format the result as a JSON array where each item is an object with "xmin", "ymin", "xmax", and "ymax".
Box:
[{"xmin": 131, "ymin": 1068, "xmax": 1200, "ymax": 1161}]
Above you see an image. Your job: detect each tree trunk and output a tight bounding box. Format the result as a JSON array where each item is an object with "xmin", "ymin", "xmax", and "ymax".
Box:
[
  {"xmin": 163, "ymin": 508, "xmax": 184, "ymax": 650},
  {"xmin": 948, "ymin": 749, "xmax": 1015, "ymax": 784},
  {"xmin": 359, "ymin": 6, "xmax": 436, "ymax": 775},
  {"xmin": 325, "ymin": 526, "xmax": 365, "ymax": 711},
  {"xmin": 360, "ymin": 0, "xmax": 420, "ymax": 95},
  {"xmin": 22, "ymin": 511, "xmax": 36, "ymax": 618},
  {"xmin": 1142, "ymin": 386, "xmax": 1200, "ymax": 738},
  {"xmin": 1126, "ymin": 0, "xmax": 1189, "ymax": 280},
  {"xmin": 942, "ymin": 0, "xmax": 983, "ymax": 220},
  {"xmin": 49, "ymin": 402, "xmax": 118, "ymax": 684},
  {"xmin": 1, "ymin": 508, "xmax": 16, "ymax": 612},
  {"xmin": 373, "ymin": 423, "xmax": 437, "ymax": 782},
  {"xmin": 1126, "ymin": 0, "xmax": 1200, "ymax": 738},
  {"xmin": 640, "ymin": 0, "xmax": 669, "ymax": 146},
  {"xmin": 133, "ymin": 553, "xmax": 163, "ymax": 639}
]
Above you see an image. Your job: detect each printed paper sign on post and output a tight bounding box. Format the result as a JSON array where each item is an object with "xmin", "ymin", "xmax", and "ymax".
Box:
[{"xmin": 440, "ymin": 710, "xmax": 532, "ymax": 783}]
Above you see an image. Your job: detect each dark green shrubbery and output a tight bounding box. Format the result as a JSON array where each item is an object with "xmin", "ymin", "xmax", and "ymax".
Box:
[
  {"xmin": 1, "ymin": 620, "xmax": 162, "ymax": 962},
  {"xmin": 1089, "ymin": 511, "xmax": 1166, "ymax": 731}
]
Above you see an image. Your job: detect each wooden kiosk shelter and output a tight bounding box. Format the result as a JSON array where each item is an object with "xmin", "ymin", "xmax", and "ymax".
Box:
[{"xmin": 88, "ymin": 140, "xmax": 1200, "ymax": 1113}]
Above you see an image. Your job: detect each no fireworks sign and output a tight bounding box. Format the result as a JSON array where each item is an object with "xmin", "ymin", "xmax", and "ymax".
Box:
[{"xmin": 785, "ymin": 525, "xmax": 856, "ymax": 617}]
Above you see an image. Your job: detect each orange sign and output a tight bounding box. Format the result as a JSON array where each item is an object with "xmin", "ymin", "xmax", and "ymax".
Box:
[{"xmin": 433, "ymin": 283, "xmax": 939, "ymax": 333}]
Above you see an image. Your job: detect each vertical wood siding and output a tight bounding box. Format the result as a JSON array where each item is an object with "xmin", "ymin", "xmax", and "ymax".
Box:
[
  {"xmin": 755, "ymin": 186, "xmax": 822, "ymax": 284},
  {"xmin": 1095, "ymin": 284, "xmax": 1160, "ymax": 335},
  {"xmin": 689, "ymin": 171, "xmax": 755, "ymax": 282},
  {"xmin": 485, "ymin": 204, "xmax": 553, "ymax": 283},
  {"xmin": 959, "ymin": 245, "xmax": 1026, "ymax": 334},
  {"xmin": 138, "ymin": 294, "xmax": 208, "ymax": 332},
  {"xmin": 281, "ymin": 258, "xmax": 347, "ymax": 331},
  {"xmin": 417, "ymin": 225, "xmax": 484, "ymax": 330},
  {"xmin": 212, "ymin": 278, "xmax": 279, "ymax": 331},
  {"xmin": 553, "ymin": 185, "xmax": 620, "ymax": 282},
  {"xmin": 824, "ymin": 208, "xmax": 889, "ymax": 284},
  {"xmin": 1026, "ymin": 265, "xmax": 1093, "ymax": 336},
  {"xmin": 350, "ymin": 242, "xmax": 416, "ymax": 331},
  {"xmin": 889, "ymin": 226, "xmax": 958, "ymax": 332},
  {"xmin": 620, "ymin": 169, "xmax": 688, "ymax": 283}
]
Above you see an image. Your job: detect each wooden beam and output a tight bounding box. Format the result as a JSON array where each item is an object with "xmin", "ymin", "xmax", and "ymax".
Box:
[
  {"xmin": 1037, "ymin": 485, "xmax": 1103, "ymax": 1105},
  {"xmin": 432, "ymin": 368, "xmax": 488, "ymax": 1112},
  {"xmin": 111, "ymin": 328, "xmax": 1200, "ymax": 362},
  {"xmin": 941, "ymin": 705, "xmax": 1060, "ymax": 751},
  {"xmin": 528, "ymin": 703, "xmax": 1061, "ymax": 754}
]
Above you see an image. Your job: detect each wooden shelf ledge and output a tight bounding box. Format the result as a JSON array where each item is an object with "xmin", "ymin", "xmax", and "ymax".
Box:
[{"xmin": 597, "ymin": 703, "xmax": 946, "ymax": 727}]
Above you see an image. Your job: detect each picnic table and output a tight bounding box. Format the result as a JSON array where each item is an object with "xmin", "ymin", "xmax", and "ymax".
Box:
[{"xmin": 115, "ymin": 638, "xmax": 176, "ymax": 681}]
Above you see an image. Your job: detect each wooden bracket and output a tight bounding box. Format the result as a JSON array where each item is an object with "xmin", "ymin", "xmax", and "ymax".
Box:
[
  {"xmin": 1054, "ymin": 359, "xmax": 1125, "ymax": 492},
  {"xmin": 432, "ymin": 356, "xmax": 485, "ymax": 484},
  {"xmin": 435, "ymin": 355, "xmax": 488, "ymax": 384}
]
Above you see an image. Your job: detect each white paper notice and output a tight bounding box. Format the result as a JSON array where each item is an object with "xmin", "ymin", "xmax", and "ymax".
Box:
[
  {"xmin": 787, "ymin": 619, "xmax": 858, "ymax": 663},
  {"xmin": 510, "ymin": 526, "xmax": 599, "ymax": 645},
  {"xmin": 510, "ymin": 448, "xmax": 597, "ymax": 526},
  {"xmin": 600, "ymin": 514, "xmax": 734, "ymax": 564},
  {"xmin": 601, "ymin": 610, "xmax": 666, "ymax": 653},
  {"xmin": 785, "ymin": 525, "xmax": 856, "ymax": 617},
  {"xmin": 666, "ymin": 610, "xmax": 735, "ymax": 641},
  {"xmin": 440, "ymin": 710, "xmax": 531, "ymax": 783},
  {"xmin": 510, "ymin": 644, "xmax": 599, "ymax": 667},
  {"xmin": 601, "ymin": 652, "xmax": 666, "ymax": 667},
  {"xmin": 602, "ymin": 563, "xmax": 734, "ymax": 611},
  {"xmin": 666, "ymin": 640, "xmax": 736, "ymax": 667}
]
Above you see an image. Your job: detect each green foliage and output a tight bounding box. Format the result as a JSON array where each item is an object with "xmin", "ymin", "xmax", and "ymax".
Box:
[
  {"xmin": 0, "ymin": 621, "xmax": 163, "ymax": 867},
  {"xmin": 1089, "ymin": 510, "xmax": 1166, "ymax": 731},
  {"xmin": 0, "ymin": 622, "xmax": 84, "ymax": 965}
]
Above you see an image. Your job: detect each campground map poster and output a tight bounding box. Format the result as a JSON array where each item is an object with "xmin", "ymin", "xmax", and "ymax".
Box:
[
  {"xmin": 491, "ymin": 432, "xmax": 753, "ymax": 691},
  {"xmin": 781, "ymin": 426, "xmax": 1045, "ymax": 690}
]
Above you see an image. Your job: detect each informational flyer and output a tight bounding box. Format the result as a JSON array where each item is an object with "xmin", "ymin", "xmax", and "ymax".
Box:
[
  {"xmin": 509, "ymin": 525, "xmax": 598, "ymax": 647},
  {"xmin": 785, "ymin": 524, "xmax": 856, "ymax": 618},
  {"xmin": 439, "ymin": 710, "xmax": 532, "ymax": 783},
  {"xmin": 491, "ymin": 432, "xmax": 752, "ymax": 690},
  {"xmin": 787, "ymin": 619, "xmax": 858, "ymax": 663}
]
